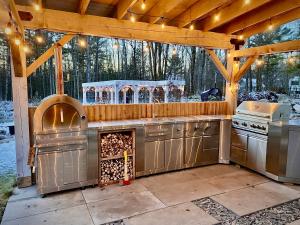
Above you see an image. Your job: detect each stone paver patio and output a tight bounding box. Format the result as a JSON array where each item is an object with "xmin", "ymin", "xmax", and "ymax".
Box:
[{"xmin": 1, "ymin": 164, "xmax": 300, "ymax": 225}]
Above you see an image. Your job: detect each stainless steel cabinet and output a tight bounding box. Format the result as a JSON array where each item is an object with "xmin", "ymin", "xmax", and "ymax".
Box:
[
  {"xmin": 230, "ymin": 131, "xmax": 247, "ymax": 166},
  {"xmin": 247, "ymin": 136, "xmax": 267, "ymax": 173},
  {"xmin": 144, "ymin": 141, "xmax": 165, "ymax": 173},
  {"xmin": 185, "ymin": 137, "xmax": 202, "ymax": 166},
  {"xmin": 165, "ymin": 138, "xmax": 184, "ymax": 171}
]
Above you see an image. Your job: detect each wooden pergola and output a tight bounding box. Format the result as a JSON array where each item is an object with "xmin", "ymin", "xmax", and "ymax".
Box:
[{"xmin": 0, "ymin": 0, "xmax": 299, "ymax": 186}]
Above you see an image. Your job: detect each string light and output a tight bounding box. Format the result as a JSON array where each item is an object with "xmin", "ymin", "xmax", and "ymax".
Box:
[
  {"xmin": 35, "ymin": 35, "xmax": 44, "ymax": 43},
  {"xmin": 4, "ymin": 22, "xmax": 12, "ymax": 35},
  {"xmin": 14, "ymin": 34, "xmax": 21, "ymax": 46},
  {"xmin": 143, "ymin": 44, "xmax": 149, "ymax": 52},
  {"xmin": 23, "ymin": 44, "xmax": 31, "ymax": 54},
  {"xmin": 172, "ymin": 47, "xmax": 177, "ymax": 56},
  {"xmin": 78, "ymin": 37, "xmax": 87, "ymax": 47},
  {"xmin": 33, "ymin": 3, "xmax": 41, "ymax": 11},
  {"xmin": 130, "ymin": 13, "xmax": 136, "ymax": 22},
  {"xmin": 189, "ymin": 23, "xmax": 194, "ymax": 30},
  {"xmin": 214, "ymin": 13, "xmax": 220, "ymax": 22},
  {"xmin": 113, "ymin": 40, "xmax": 119, "ymax": 49},
  {"xmin": 141, "ymin": 0, "xmax": 146, "ymax": 10},
  {"xmin": 244, "ymin": 0, "xmax": 251, "ymax": 5},
  {"xmin": 238, "ymin": 34, "xmax": 244, "ymax": 40},
  {"xmin": 268, "ymin": 24, "xmax": 273, "ymax": 31},
  {"xmin": 256, "ymin": 57, "xmax": 264, "ymax": 67}
]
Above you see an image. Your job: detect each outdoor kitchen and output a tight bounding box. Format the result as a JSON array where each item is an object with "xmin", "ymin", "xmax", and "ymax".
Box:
[{"xmin": 0, "ymin": 0, "xmax": 300, "ymax": 225}]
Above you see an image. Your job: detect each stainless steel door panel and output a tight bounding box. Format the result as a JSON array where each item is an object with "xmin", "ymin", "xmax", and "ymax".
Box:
[
  {"xmin": 247, "ymin": 136, "xmax": 267, "ymax": 173},
  {"xmin": 185, "ymin": 122, "xmax": 204, "ymax": 137},
  {"xmin": 170, "ymin": 124, "xmax": 184, "ymax": 139},
  {"xmin": 286, "ymin": 130, "xmax": 300, "ymax": 178},
  {"xmin": 185, "ymin": 137, "xmax": 202, "ymax": 166},
  {"xmin": 232, "ymin": 132, "xmax": 248, "ymax": 149},
  {"xmin": 63, "ymin": 149, "xmax": 87, "ymax": 185},
  {"xmin": 165, "ymin": 139, "xmax": 184, "ymax": 170},
  {"xmin": 203, "ymin": 121, "xmax": 220, "ymax": 135},
  {"xmin": 37, "ymin": 152, "xmax": 64, "ymax": 189},
  {"xmin": 203, "ymin": 135, "xmax": 219, "ymax": 150},
  {"xmin": 231, "ymin": 146, "xmax": 247, "ymax": 166},
  {"xmin": 145, "ymin": 141, "xmax": 165, "ymax": 172}
]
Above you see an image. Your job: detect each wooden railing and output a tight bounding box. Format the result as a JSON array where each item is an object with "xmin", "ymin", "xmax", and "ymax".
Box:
[{"xmin": 84, "ymin": 101, "xmax": 228, "ymax": 122}]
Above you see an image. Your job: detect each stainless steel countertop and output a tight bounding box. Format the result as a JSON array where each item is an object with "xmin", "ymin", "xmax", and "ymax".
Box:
[
  {"xmin": 270, "ymin": 119, "xmax": 300, "ymax": 131},
  {"xmin": 88, "ymin": 115, "xmax": 232, "ymax": 130}
]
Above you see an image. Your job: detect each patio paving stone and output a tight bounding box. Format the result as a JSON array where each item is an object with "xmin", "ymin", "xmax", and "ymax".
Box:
[
  {"xmin": 211, "ymin": 182, "xmax": 300, "ymax": 216},
  {"xmin": 8, "ymin": 186, "xmax": 38, "ymax": 202},
  {"xmin": 87, "ymin": 190, "xmax": 165, "ymax": 224},
  {"xmin": 123, "ymin": 202, "xmax": 218, "ymax": 225},
  {"xmin": 1, "ymin": 205, "xmax": 93, "ymax": 225},
  {"xmin": 2, "ymin": 190, "xmax": 85, "ymax": 221}
]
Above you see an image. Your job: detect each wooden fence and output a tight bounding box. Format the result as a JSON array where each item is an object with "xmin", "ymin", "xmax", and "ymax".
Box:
[{"xmin": 84, "ymin": 101, "xmax": 228, "ymax": 122}]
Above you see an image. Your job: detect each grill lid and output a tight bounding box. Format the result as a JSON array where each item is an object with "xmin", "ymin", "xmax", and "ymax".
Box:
[{"xmin": 236, "ymin": 101, "xmax": 290, "ymax": 121}]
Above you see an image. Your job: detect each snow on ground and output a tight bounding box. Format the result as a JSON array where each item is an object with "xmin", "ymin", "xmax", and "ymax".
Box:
[
  {"xmin": 0, "ymin": 137, "xmax": 16, "ymax": 176},
  {"xmin": 0, "ymin": 101, "xmax": 13, "ymax": 124}
]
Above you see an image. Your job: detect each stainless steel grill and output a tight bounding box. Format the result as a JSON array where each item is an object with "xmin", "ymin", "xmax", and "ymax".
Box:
[{"xmin": 33, "ymin": 94, "xmax": 97, "ymax": 195}]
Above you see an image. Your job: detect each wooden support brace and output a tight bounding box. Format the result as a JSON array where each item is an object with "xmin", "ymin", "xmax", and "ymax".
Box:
[
  {"xmin": 26, "ymin": 34, "xmax": 74, "ymax": 77},
  {"xmin": 8, "ymin": 0, "xmax": 24, "ymax": 35},
  {"xmin": 8, "ymin": 36, "xmax": 26, "ymax": 77},
  {"xmin": 54, "ymin": 45, "xmax": 64, "ymax": 95},
  {"xmin": 206, "ymin": 49, "xmax": 230, "ymax": 82},
  {"xmin": 234, "ymin": 55, "xmax": 258, "ymax": 82}
]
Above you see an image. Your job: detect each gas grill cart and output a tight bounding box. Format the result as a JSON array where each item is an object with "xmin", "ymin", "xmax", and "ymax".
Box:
[{"xmin": 33, "ymin": 94, "xmax": 98, "ymax": 195}]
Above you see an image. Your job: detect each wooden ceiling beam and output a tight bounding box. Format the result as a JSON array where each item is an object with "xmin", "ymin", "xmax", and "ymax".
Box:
[
  {"xmin": 200, "ymin": 0, "xmax": 271, "ymax": 31},
  {"xmin": 232, "ymin": 40, "xmax": 300, "ymax": 58},
  {"xmin": 174, "ymin": 0, "xmax": 230, "ymax": 28},
  {"xmin": 17, "ymin": 6, "xmax": 235, "ymax": 49},
  {"xmin": 222, "ymin": 0, "xmax": 300, "ymax": 34},
  {"xmin": 8, "ymin": 0, "xmax": 24, "ymax": 35},
  {"xmin": 206, "ymin": 49, "xmax": 230, "ymax": 82},
  {"xmin": 117, "ymin": 0, "xmax": 138, "ymax": 19},
  {"xmin": 78, "ymin": 0, "xmax": 91, "ymax": 15},
  {"xmin": 234, "ymin": 55, "xmax": 258, "ymax": 82},
  {"xmin": 26, "ymin": 34, "xmax": 75, "ymax": 77},
  {"xmin": 239, "ymin": 7, "xmax": 300, "ymax": 38},
  {"xmin": 147, "ymin": 0, "xmax": 184, "ymax": 24}
]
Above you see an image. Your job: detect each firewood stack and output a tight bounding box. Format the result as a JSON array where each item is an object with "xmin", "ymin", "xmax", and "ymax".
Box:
[
  {"xmin": 99, "ymin": 131, "xmax": 135, "ymax": 186},
  {"xmin": 100, "ymin": 133, "xmax": 133, "ymax": 158}
]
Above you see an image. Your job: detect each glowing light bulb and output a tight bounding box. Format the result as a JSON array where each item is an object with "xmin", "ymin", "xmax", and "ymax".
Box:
[
  {"xmin": 172, "ymin": 48, "xmax": 177, "ymax": 56},
  {"xmin": 214, "ymin": 14, "xmax": 220, "ymax": 22},
  {"xmin": 4, "ymin": 22, "xmax": 12, "ymax": 35},
  {"xmin": 14, "ymin": 38, "xmax": 21, "ymax": 46},
  {"xmin": 227, "ymin": 52, "xmax": 231, "ymax": 57},
  {"xmin": 238, "ymin": 34, "xmax": 244, "ymax": 40},
  {"xmin": 141, "ymin": 1, "xmax": 146, "ymax": 10},
  {"xmin": 287, "ymin": 56, "xmax": 295, "ymax": 64},
  {"xmin": 113, "ymin": 42, "xmax": 119, "ymax": 49},
  {"xmin": 23, "ymin": 44, "xmax": 30, "ymax": 53},
  {"xmin": 268, "ymin": 24, "xmax": 273, "ymax": 31},
  {"xmin": 161, "ymin": 23, "xmax": 165, "ymax": 29},
  {"xmin": 189, "ymin": 24, "xmax": 194, "ymax": 30},
  {"xmin": 244, "ymin": 0, "xmax": 250, "ymax": 5},
  {"xmin": 130, "ymin": 15, "xmax": 136, "ymax": 22},
  {"xmin": 78, "ymin": 38, "xmax": 86, "ymax": 47},
  {"xmin": 36, "ymin": 35, "xmax": 44, "ymax": 43},
  {"xmin": 33, "ymin": 3, "xmax": 41, "ymax": 11},
  {"xmin": 256, "ymin": 58, "xmax": 264, "ymax": 66},
  {"xmin": 144, "ymin": 45, "xmax": 149, "ymax": 52}
]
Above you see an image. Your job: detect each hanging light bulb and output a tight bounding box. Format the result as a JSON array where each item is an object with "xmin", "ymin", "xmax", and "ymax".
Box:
[
  {"xmin": 189, "ymin": 23, "xmax": 194, "ymax": 30},
  {"xmin": 141, "ymin": 0, "xmax": 146, "ymax": 10},
  {"xmin": 130, "ymin": 13, "xmax": 136, "ymax": 22},
  {"xmin": 113, "ymin": 40, "xmax": 119, "ymax": 49},
  {"xmin": 23, "ymin": 44, "xmax": 30, "ymax": 54},
  {"xmin": 227, "ymin": 52, "xmax": 231, "ymax": 58},
  {"xmin": 35, "ymin": 35, "xmax": 44, "ymax": 44},
  {"xmin": 172, "ymin": 47, "xmax": 177, "ymax": 56},
  {"xmin": 287, "ymin": 55, "xmax": 296, "ymax": 64},
  {"xmin": 214, "ymin": 13, "xmax": 220, "ymax": 22},
  {"xmin": 256, "ymin": 57, "xmax": 264, "ymax": 67},
  {"xmin": 244, "ymin": 0, "xmax": 250, "ymax": 5},
  {"xmin": 238, "ymin": 34, "xmax": 244, "ymax": 40},
  {"xmin": 268, "ymin": 24, "xmax": 273, "ymax": 31},
  {"xmin": 161, "ymin": 22, "xmax": 165, "ymax": 29},
  {"xmin": 14, "ymin": 34, "xmax": 21, "ymax": 46},
  {"xmin": 33, "ymin": 3, "xmax": 41, "ymax": 11},
  {"xmin": 143, "ymin": 44, "xmax": 149, "ymax": 52},
  {"xmin": 78, "ymin": 37, "xmax": 87, "ymax": 48},
  {"xmin": 4, "ymin": 22, "xmax": 12, "ymax": 35}
]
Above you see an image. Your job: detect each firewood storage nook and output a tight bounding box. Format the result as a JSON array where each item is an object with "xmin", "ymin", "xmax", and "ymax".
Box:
[{"xmin": 99, "ymin": 130, "xmax": 135, "ymax": 186}]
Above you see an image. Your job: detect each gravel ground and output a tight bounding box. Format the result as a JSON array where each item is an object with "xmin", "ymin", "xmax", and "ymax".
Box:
[{"xmin": 0, "ymin": 137, "xmax": 16, "ymax": 176}]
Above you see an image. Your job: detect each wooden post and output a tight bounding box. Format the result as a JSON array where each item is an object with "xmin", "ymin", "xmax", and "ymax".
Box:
[
  {"xmin": 9, "ymin": 42, "xmax": 32, "ymax": 187},
  {"xmin": 54, "ymin": 45, "xmax": 64, "ymax": 95},
  {"xmin": 225, "ymin": 49, "xmax": 240, "ymax": 115}
]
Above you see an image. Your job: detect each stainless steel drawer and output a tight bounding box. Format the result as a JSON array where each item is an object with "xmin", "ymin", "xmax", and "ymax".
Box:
[
  {"xmin": 203, "ymin": 135, "xmax": 219, "ymax": 150},
  {"xmin": 232, "ymin": 132, "xmax": 248, "ymax": 149},
  {"xmin": 170, "ymin": 123, "xmax": 184, "ymax": 139},
  {"xmin": 145, "ymin": 124, "xmax": 172, "ymax": 141},
  {"xmin": 203, "ymin": 121, "xmax": 220, "ymax": 135}
]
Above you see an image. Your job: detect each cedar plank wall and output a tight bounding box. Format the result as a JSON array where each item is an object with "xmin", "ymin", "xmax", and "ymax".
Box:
[{"xmin": 84, "ymin": 102, "xmax": 227, "ymax": 122}]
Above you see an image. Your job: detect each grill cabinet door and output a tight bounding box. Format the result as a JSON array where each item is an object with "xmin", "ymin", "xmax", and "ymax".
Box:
[
  {"xmin": 165, "ymin": 138, "xmax": 184, "ymax": 171},
  {"xmin": 63, "ymin": 149, "xmax": 87, "ymax": 184},
  {"xmin": 247, "ymin": 136, "xmax": 267, "ymax": 173},
  {"xmin": 185, "ymin": 137, "xmax": 203, "ymax": 167},
  {"xmin": 231, "ymin": 131, "xmax": 248, "ymax": 166},
  {"xmin": 144, "ymin": 141, "xmax": 165, "ymax": 173}
]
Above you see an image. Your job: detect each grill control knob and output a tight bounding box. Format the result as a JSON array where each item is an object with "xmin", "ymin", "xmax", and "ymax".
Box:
[
  {"xmin": 262, "ymin": 126, "xmax": 266, "ymax": 130},
  {"xmin": 233, "ymin": 121, "xmax": 239, "ymax": 125},
  {"xmin": 242, "ymin": 122, "xmax": 247, "ymax": 127}
]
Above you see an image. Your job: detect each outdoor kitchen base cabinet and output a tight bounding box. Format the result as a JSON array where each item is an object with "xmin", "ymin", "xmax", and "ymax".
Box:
[{"xmin": 144, "ymin": 141, "xmax": 165, "ymax": 172}]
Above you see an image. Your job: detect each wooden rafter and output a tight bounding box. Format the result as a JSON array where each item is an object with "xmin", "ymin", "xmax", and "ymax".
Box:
[
  {"xmin": 8, "ymin": 0, "xmax": 24, "ymax": 35},
  {"xmin": 26, "ymin": 34, "xmax": 75, "ymax": 77},
  {"xmin": 232, "ymin": 40, "xmax": 300, "ymax": 58},
  {"xmin": 240, "ymin": 7, "xmax": 300, "ymax": 38},
  {"xmin": 200, "ymin": 0, "xmax": 271, "ymax": 31},
  {"xmin": 234, "ymin": 55, "xmax": 258, "ymax": 82},
  {"xmin": 223, "ymin": 0, "xmax": 300, "ymax": 34},
  {"xmin": 17, "ymin": 6, "xmax": 234, "ymax": 49},
  {"xmin": 147, "ymin": 0, "xmax": 183, "ymax": 24},
  {"xmin": 78, "ymin": 0, "xmax": 91, "ymax": 15},
  {"xmin": 117, "ymin": 0, "xmax": 138, "ymax": 19},
  {"xmin": 173, "ymin": 0, "xmax": 230, "ymax": 28},
  {"xmin": 206, "ymin": 49, "xmax": 230, "ymax": 82}
]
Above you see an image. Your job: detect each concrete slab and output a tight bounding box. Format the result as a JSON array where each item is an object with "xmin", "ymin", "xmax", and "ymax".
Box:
[
  {"xmin": 2, "ymin": 190, "xmax": 85, "ymax": 221},
  {"xmin": 211, "ymin": 182, "xmax": 300, "ymax": 216},
  {"xmin": 82, "ymin": 181, "xmax": 147, "ymax": 204},
  {"xmin": 1, "ymin": 205, "xmax": 94, "ymax": 225},
  {"xmin": 87, "ymin": 191, "xmax": 165, "ymax": 224},
  {"xmin": 288, "ymin": 220, "xmax": 300, "ymax": 225},
  {"xmin": 124, "ymin": 202, "xmax": 218, "ymax": 225},
  {"xmin": 9, "ymin": 186, "xmax": 38, "ymax": 202},
  {"xmin": 283, "ymin": 184, "xmax": 300, "ymax": 193}
]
